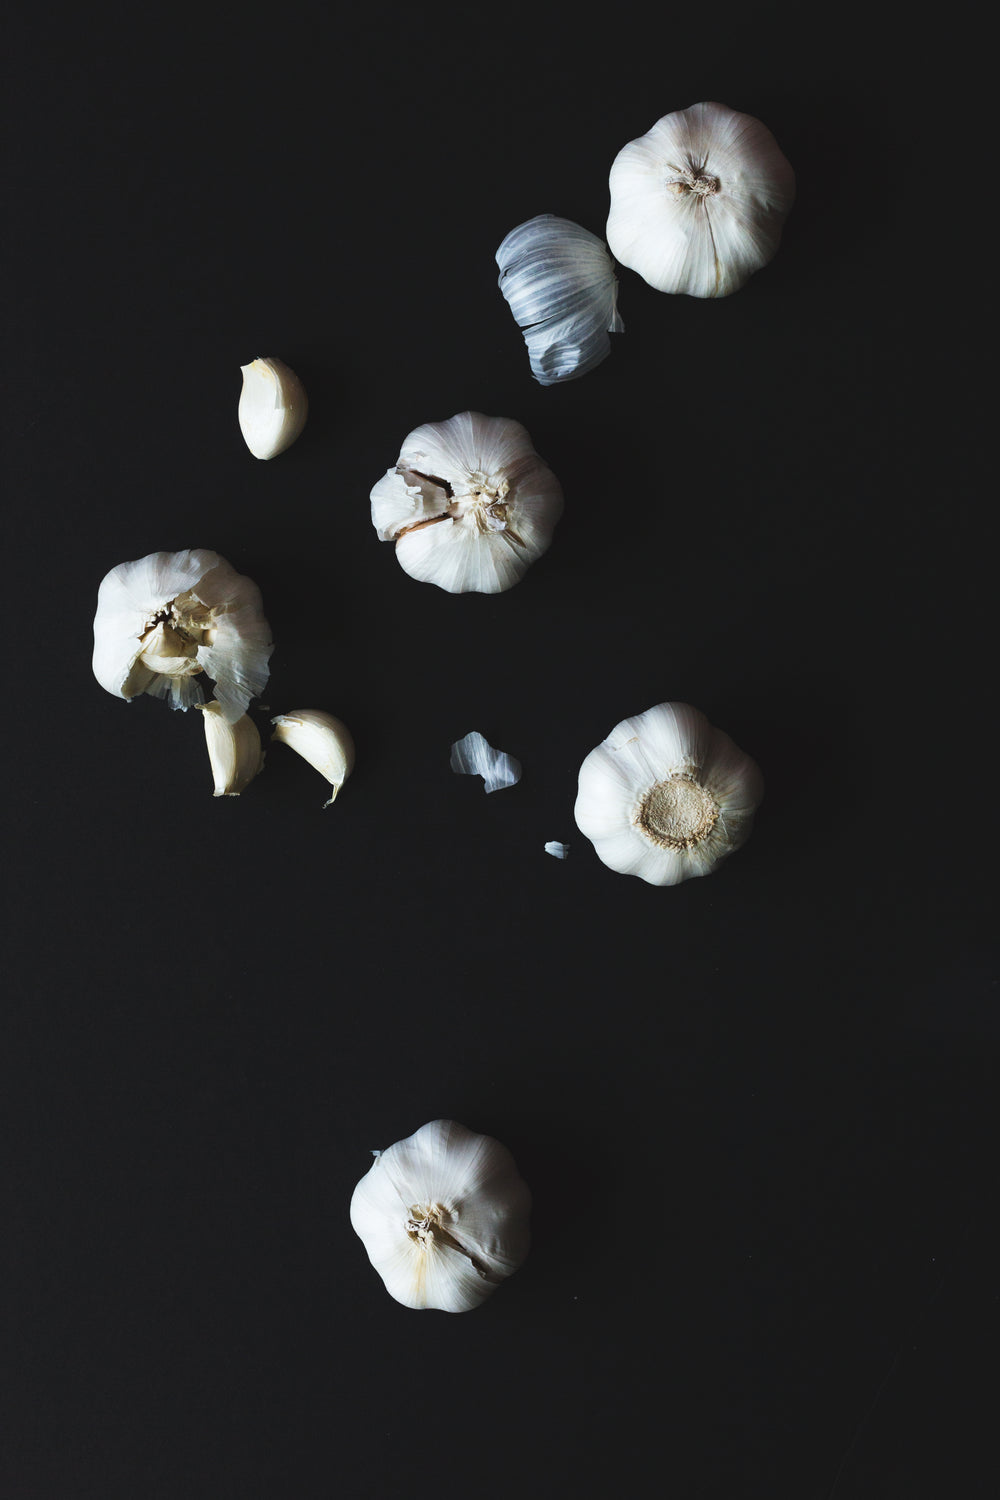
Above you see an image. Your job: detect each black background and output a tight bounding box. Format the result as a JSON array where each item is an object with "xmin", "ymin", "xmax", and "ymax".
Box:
[{"xmin": 3, "ymin": 5, "xmax": 993, "ymax": 1497}]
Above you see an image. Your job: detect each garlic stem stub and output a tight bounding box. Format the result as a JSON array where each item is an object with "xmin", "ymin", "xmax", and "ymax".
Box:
[
  {"xmin": 607, "ymin": 101, "xmax": 795, "ymax": 298},
  {"xmin": 350, "ymin": 1120, "xmax": 531, "ymax": 1313},
  {"xmin": 370, "ymin": 411, "xmax": 563, "ymax": 594},
  {"xmin": 198, "ymin": 703, "xmax": 265, "ymax": 796},
  {"xmin": 92, "ymin": 549, "xmax": 274, "ymax": 722},
  {"xmin": 270, "ymin": 709, "xmax": 354, "ymax": 806},
  {"xmin": 238, "ymin": 356, "xmax": 308, "ymax": 460},
  {"xmin": 496, "ymin": 214, "xmax": 623, "ymax": 384},
  {"xmin": 574, "ymin": 701, "xmax": 763, "ymax": 885},
  {"xmin": 450, "ymin": 731, "xmax": 521, "ymax": 793}
]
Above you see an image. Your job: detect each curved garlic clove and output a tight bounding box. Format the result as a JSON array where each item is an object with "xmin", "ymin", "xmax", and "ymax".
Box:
[
  {"xmin": 350, "ymin": 1119, "xmax": 531, "ymax": 1313},
  {"xmin": 370, "ymin": 411, "xmax": 563, "ymax": 595},
  {"xmin": 270, "ymin": 709, "xmax": 355, "ymax": 806},
  {"xmin": 238, "ymin": 356, "xmax": 308, "ymax": 460},
  {"xmin": 574, "ymin": 701, "xmax": 763, "ymax": 885},
  {"xmin": 197, "ymin": 702, "xmax": 265, "ymax": 796},
  {"xmin": 92, "ymin": 549, "xmax": 274, "ymax": 723},
  {"xmin": 496, "ymin": 214, "xmax": 623, "ymax": 385},
  {"xmin": 450, "ymin": 731, "xmax": 521, "ymax": 793},
  {"xmin": 607, "ymin": 101, "xmax": 795, "ymax": 298}
]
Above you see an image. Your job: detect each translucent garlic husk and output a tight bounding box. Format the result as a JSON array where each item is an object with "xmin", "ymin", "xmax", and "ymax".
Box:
[
  {"xmin": 92, "ymin": 549, "xmax": 274, "ymax": 723},
  {"xmin": 574, "ymin": 701, "xmax": 763, "ymax": 885},
  {"xmin": 350, "ymin": 1119, "xmax": 531, "ymax": 1313},
  {"xmin": 496, "ymin": 214, "xmax": 623, "ymax": 384},
  {"xmin": 270, "ymin": 709, "xmax": 354, "ymax": 806},
  {"xmin": 450, "ymin": 731, "xmax": 521, "ymax": 793},
  {"xmin": 238, "ymin": 357, "xmax": 308, "ymax": 460},
  {"xmin": 198, "ymin": 703, "xmax": 265, "ymax": 796},
  {"xmin": 370, "ymin": 411, "xmax": 563, "ymax": 594},
  {"xmin": 607, "ymin": 101, "xmax": 795, "ymax": 298}
]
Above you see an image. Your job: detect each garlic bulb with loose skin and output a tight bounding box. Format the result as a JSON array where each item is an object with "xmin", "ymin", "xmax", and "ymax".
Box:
[
  {"xmin": 238, "ymin": 356, "xmax": 308, "ymax": 459},
  {"xmin": 370, "ymin": 411, "xmax": 563, "ymax": 594},
  {"xmin": 270, "ymin": 709, "xmax": 354, "ymax": 806},
  {"xmin": 92, "ymin": 549, "xmax": 273, "ymax": 723},
  {"xmin": 197, "ymin": 703, "xmax": 265, "ymax": 796},
  {"xmin": 496, "ymin": 214, "xmax": 623, "ymax": 384},
  {"xmin": 574, "ymin": 702, "xmax": 763, "ymax": 885},
  {"xmin": 607, "ymin": 102, "xmax": 795, "ymax": 298},
  {"xmin": 350, "ymin": 1119, "xmax": 531, "ymax": 1313}
]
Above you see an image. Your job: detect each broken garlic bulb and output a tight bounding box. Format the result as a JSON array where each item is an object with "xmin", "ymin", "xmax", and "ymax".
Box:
[
  {"xmin": 370, "ymin": 411, "xmax": 563, "ymax": 594},
  {"xmin": 574, "ymin": 701, "xmax": 763, "ymax": 885},
  {"xmin": 270, "ymin": 709, "xmax": 354, "ymax": 805},
  {"xmin": 92, "ymin": 549, "xmax": 273, "ymax": 723},
  {"xmin": 238, "ymin": 356, "xmax": 308, "ymax": 460},
  {"xmin": 350, "ymin": 1120, "xmax": 531, "ymax": 1313},
  {"xmin": 198, "ymin": 703, "xmax": 265, "ymax": 796},
  {"xmin": 607, "ymin": 102, "xmax": 795, "ymax": 298}
]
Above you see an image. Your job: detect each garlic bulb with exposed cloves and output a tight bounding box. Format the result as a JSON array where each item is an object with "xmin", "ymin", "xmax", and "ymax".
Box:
[
  {"xmin": 370, "ymin": 411, "xmax": 563, "ymax": 594},
  {"xmin": 238, "ymin": 357, "xmax": 308, "ymax": 460},
  {"xmin": 496, "ymin": 214, "xmax": 623, "ymax": 384},
  {"xmin": 607, "ymin": 102, "xmax": 795, "ymax": 298},
  {"xmin": 92, "ymin": 549, "xmax": 273, "ymax": 722},
  {"xmin": 198, "ymin": 703, "xmax": 265, "ymax": 796},
  {"xmin": 574, "ymin": 701, "xmax": 763, "ymax": 885},
  {"xmin": 350, "ymin": 1119, "xmax": 531, "ymax": 1313},
  {"xmin": 270, "ymin": 709, "xmax": 354, "ymax": 806}
]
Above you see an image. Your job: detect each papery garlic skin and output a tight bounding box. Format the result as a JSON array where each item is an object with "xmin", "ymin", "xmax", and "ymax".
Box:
[
  {"xmin": 198, "ymin": 702, "xmax": 265, "ymax": 796},
  {"xmin": 350, "ymin": 1120, "xmax": 531, "ymax": 1313},
  {"xmin": 238, "ymin": 357, "xmax": 308, "ymax": 459},
  {"xmin": 574, "ymin": 702, "xmax": 763, "ymax": 885},
  {"xmin": 544, "ymin": 841, "xmax": 570, "ymax": 859},
  {"xmin": 370, "ymin": 411, "xmax": 563, "ymax": 594},
  {"xmin": 270, "ymin": 709, "xmax": 354, "ymax": 806},
  {"xmin": 92, "ymin": 549, "xmax": 273, "ymax": 723},
  {"xmin": 450, "ymin": 731, "xmax": 521, "ymax": 793},
  {"xmin": 607, "ymin": 102, "xmax": 795, "ymax": 298},
  {"xmin": 496, "ymin": 215, "xmax": 623, "ymax": 384}
]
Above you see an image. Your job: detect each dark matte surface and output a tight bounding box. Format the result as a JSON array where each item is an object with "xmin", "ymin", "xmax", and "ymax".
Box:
[{"xmin": 3, "ymin": 6, "xmax": 992, "ymax": 1498}]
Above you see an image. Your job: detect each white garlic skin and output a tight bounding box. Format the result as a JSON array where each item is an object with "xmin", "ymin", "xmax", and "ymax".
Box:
[
  {"xmin": 607, "ymin": 102, "xmax": 795, "ymax": 298},
  {"xmin": 450, "ymin": 731, "xmax": 521, "ymax": 793},
  {"xmin": 574, "ymin": 702, "xmax": 763, "ymax": 885},
  {"xmin": 198, "ymin": 703, "xmax": 265, "ymax": 796},
  {"xmin": 92, "ymin": 549, "xmax": 274, "ymax": 723},
  {"xmin": 350, "ymin": 1119, "xmax": 531, "ymax": 1313},
  {"xmin": 370, "ymin": 411, "xmax": 563, "ymax": 594},
  {"xmin": 238, "ymin": 356, "xmax": 308, "ymax": 460},
  {"xmin": 270, "ymin": 709, "xmax": 354, "ymax": 806}
]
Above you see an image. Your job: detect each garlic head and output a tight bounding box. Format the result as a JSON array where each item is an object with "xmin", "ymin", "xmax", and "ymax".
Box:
[
  {"xmin": 198, "ymin": 703, "xmax": 265, "ymax": 796},
  {"xmin": 238, "ymin": 356, "xmax": 308, "ymax": 460},
  {"xmin": 270, "ymin": 709, "xmax": 354, "ymax": 806},
  {"xmin": 370, "ymin": 411, "xmax": 563, "ymax": 594},
  {"xmin": 607, "ymin": 102, "xmax": 795, "ymax": 298},
  {"xmin": 350, "ymin": 1119, "xmax": 531, "ymax": 1313},
  {"xmin": 574, "ymin": 701, "xmax": 763, "ymax": 885}
]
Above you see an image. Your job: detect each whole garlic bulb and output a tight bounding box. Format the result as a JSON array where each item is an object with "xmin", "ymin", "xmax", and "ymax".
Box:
[
  {"xmin": 606, "ymin": 102, "xmax": 795, "ymax": 298},
  {"xmin": 370, "ymin": 411, "xmax": 563, "ymax": 594},
  {"xmin": 238, "ymin": 357, "xmax": 308, "ymax": 460},
  {"xmin": 92, "ymin": 549, "xmax": 274, "ymax": 722},
  {"xmin": 574, "ymin": 701, "xmax": 763, "ymax": 885},
  {"xmin": 350, "ymin": 1119, "xmax": 531, "ymax": 1312}
]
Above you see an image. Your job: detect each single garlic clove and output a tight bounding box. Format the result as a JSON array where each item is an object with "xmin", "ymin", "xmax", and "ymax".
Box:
[
  {"xmin": 197, "ymin": 702, "xmax": 265, "ymax": 796},
  {"xmin": 238, "ymin": 356, "xmax": 308, "ymax": 460},
  {"xmin": 574, "ymin": 701, "xmax": 763, "ymax": 885},
  {"xmin": 450, "ymin": 731, "xmax": 521, "ymax": 793},
  {"xmin": 270, "ymin": 709, "xmax": 355, "ymax": 806},
  {"xmin": 349, "ymin": 1119, "xmax": 531, "ymax": 1313}
]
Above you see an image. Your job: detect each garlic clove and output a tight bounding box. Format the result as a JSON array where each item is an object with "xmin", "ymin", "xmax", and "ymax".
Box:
[
  {"xmin": 238, "ymin": 356, "xmax": 308, "ymax": 460},
  {"xmin": 450, "ymin": 731, "xmax": 521, "ymax": 793},
  {"xmin": 197, "ymin": 702, "xmax": 265, "ymax": 796},
  {"xmin": 270, "ymin": 709, "xmax": 355, "ymax": 806}
]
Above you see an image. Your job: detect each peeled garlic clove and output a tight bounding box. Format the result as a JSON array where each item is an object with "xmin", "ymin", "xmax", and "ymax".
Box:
[
  {"xmin": 450, "ymin": 731, "xmax": 521, "ymax": 793},
  {"xmin": 92, "ymin": 549, "xmax": 273, "ymax": 723},
  {"xmin": 574, "ymin": 701, "xmax": 763, "ymax": 885},
  {"xmin": 238, "ymin": 356, "xmax": 308, "ymax": 460},
  {"xmin": 350, "ymin": 1119, "xmax": 531, "ymax": 1313},
  {"xmin": 270, "ymin": 709, "xmax": 354, "ymax": 806},
  {"xmin": 370, "ymin": 411, "xmax": 563, "ymax": 594},
  {"xmin": 607, "ymin": 101, "xmax": 795, "ymax": 298},
  {"xmin": 197, "ymin": 702, "xmax": 265, "ymax": 796},
  {"xmin": 496, "ymin": 214, "xmax": 623, "ymax": 384}
]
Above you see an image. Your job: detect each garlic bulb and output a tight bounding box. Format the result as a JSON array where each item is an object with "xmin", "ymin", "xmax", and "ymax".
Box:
[
  {"xmin": 450, "ymin": 731, "xmax": 521, "ymax": 793},
  {"xmin": 574, "ymin": 701, "xmax": 763, "ymax": 885},
  {"xmin": 370, "ymin": 411, "xmax": 563, "ymax": 594},
  {"xmin": 606, "ymin": 102, "xmax": 795, "ymax": 298},
  {"xmin": 496, "ymin": 214, "xmax": 623, "ymax": 384},
  {"xmin": 238, "ymin": 356, "xmax": 308, "ymax": 460},
  {"xmin": 350, "ymin": 1119, "xmax": 531, "ymax": 1313},
  {"xmin": 270, "ymin": 709, "xmax": 354, "ymax": 805},
  {"xmin": 92, "ymin": 549, "xmax": 273, "ymax": 723},
  {"xmin": 198, "ymin": 703, "xmax": 265, "ymax": 796}
]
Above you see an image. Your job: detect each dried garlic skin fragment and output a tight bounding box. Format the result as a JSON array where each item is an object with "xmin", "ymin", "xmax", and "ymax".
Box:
[
  {"xmin": 544, "ymin": 841, "xmax": 570, "ymax": 859},
  {"xmin": 270, "ymin": 709, "xmax": 354, "ymax": 806},
  {"xmin": 238, "ymin": 356, "xmax": 308, "ymax": 459},
  {"xmin": 350, "ymin": 1119, "xmax": 531, "ymax": 1313},
  {"xmin": 198, "ymin": 703, "xmax": 265, "ymax": 796},
  {"xmin": 450, "ymin": 731, "xmax": 521, "ymax": 793}
]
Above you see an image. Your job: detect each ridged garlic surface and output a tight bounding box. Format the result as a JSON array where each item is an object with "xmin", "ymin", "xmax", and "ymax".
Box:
[
  {"xmin": 350, "ymin": 1119, "xmax": 531, "ymax": 1313},
  {"xmin": 270, "ymin": 709, "xmax": 354, "ymax": 806},
  {"xmin": 198, "ymin": 703, "xmax": 265, "ymax": 796},
  {"xmin": 238, "ymin": 357, "xmax": 308, "ymax": 460},
  {"xmin": 370, "ymin": 411, "xmax": 563, "ymax": 594},
  {"xmin": 607, "ymin": 102, "xmax": 795, "ymax": 298},
  {"xmin": 92, "ymin": 549, "xmax": 273, "ymax": 723},
  {"xmin": 574, "ymin": 702, "xmax": 763, "ymax": 885},
  {"xmin": 496, "ymin": 215, "xmax": 623, "ymax": 384}
]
